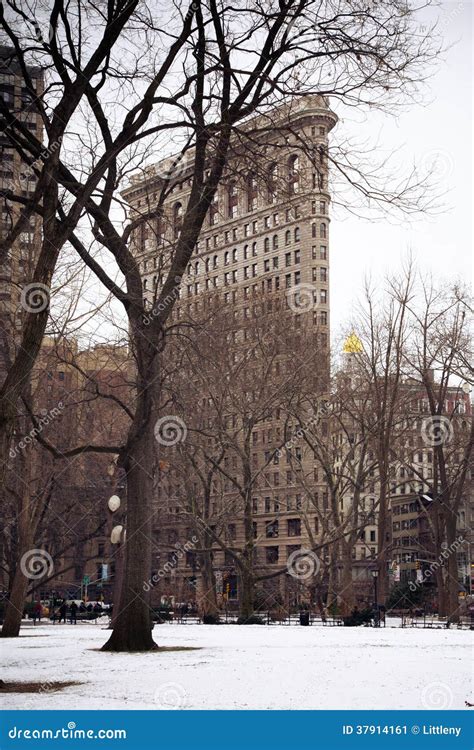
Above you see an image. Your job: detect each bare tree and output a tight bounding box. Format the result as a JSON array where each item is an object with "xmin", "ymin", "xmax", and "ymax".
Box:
[{"xmin": 1, "ymin": 0, "xmax": 442, "ymax": 649}]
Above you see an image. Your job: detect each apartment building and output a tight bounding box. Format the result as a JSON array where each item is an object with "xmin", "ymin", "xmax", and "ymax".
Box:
[{"xmin": 0, "ymin": 45, "xmax": 44, "ymax": 382}]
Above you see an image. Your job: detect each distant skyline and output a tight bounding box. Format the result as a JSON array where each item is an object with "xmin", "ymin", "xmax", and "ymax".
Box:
[{"xmin": 329, "ymin": 0, "xmax": 472, "ymax": 339}]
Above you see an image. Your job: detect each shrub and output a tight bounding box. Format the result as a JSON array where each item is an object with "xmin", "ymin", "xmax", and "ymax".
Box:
[
  {"xmin": 237, "ymin": 614, "xmax": 265, "ymax": 625},
  {"xmin": 202, "ymin": 613, "xmax": 221, "ymax": 624}
]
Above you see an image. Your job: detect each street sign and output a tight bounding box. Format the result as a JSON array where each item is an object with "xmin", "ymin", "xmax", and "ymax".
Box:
[{"xmin": 82, "ymin": 575, "xmax": 90, "ymax": 585}]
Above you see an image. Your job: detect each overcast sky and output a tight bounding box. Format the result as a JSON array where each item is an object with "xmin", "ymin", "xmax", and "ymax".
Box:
[{"xmin": 329, "ymin": 0, "xmax": 472, "ymax": 340}]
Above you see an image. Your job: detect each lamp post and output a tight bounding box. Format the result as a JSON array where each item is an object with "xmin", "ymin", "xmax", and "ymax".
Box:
[{"xmin": 372, "ymin": 569, "xmax": 379, "ymax": 627}]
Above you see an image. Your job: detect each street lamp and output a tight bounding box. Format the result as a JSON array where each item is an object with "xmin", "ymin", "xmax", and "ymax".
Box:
[{"xmin": 371, "ymin": 568, "xmax": 379, "ymax": 627}]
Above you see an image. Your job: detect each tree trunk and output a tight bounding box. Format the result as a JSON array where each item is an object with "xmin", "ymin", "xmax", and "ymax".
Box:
[
  {"xmin": 239, "ymin": 567, "xmax": 254, "ymax": 620},
  {"xmin": 102, "ymin": 383, "xmax": 157, "ymax": 651},
  {"xmin": 198, "ymin": 539, "xmax": 219, "ymax": 618},
  {"xmin": 338, "ymin": 542, "xmax": 355, "ymax": 617},
  {"xmin": 1, "ymin": 527, "xmax": 34, "ymax": 638},
  {"xmin": 435, "ymin": 567, "xmax": 446, "ymax": 616},
  {"xmin": 445, "ymin": 517, "xmax": 460, "ymax": 624}
]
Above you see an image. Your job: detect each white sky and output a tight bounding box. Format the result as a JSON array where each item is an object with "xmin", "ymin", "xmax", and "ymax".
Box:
[{"xmin": 329, "ymin": 0, "xmax": 473, "ymax": 338}]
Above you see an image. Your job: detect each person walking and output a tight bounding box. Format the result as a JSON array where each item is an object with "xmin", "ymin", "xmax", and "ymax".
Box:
[
  {"xmin": 70, "ymin": 601, "xmax": 78, "ymax": 625},
  {"xmin": 32, "ymin": 601, "xmax": 42, "ymax": 625},
  {"xmin": 59, "ymin": 601, "xmax": 67, "ymax": 624}
]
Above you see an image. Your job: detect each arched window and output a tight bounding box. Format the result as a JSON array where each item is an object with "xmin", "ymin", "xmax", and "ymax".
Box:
[
  {"xmin": 285, "ymin": 230, "xmax": 291, "ymax": 246},
  {"xmin": 227, "ymin": 182, "xmax": 238, "ymax": 218},
  {"xmin": 267, "ymin": 163, "xmax": 278, "ymax": 203},
  {"xmin": 194, "ymin": 261, "xmax": 199, "ymax": 275},
  {"xmin": 173, "ymin": 202, "xmax": 182, "ymax": 238},
  {"xmin": 224, "ymin": 250, "xmax": 230, "ymax": 265},
  {"xmin": 232, "ymin": 248, "xmax": 238, "ymax": 262},
  {"xmin": 252, "ymin": 242, "xmax": 257, "ymax": 256},
  {"xmin": 320, "ymin": 222, "xmax": 327, "ymax": 239},
  {"xmin": 264, "ymin": 237, "xmax": 270, "ymax": 253},
  {"xmin": 288, "ymin": 154, "xmax": 299, "ymax": 195},
  {"xmin": 213, "ymin": 254, "xmax": 218, "ymax": 268},
  {"xmin": 273, "ymin": 234, "xmax": 279, "ymax": 250},
  {"xmin": 294, "ymin": 227, "xmax": 300, "ymax": 242},
  {"xmin": 143, "ymin": 278, "xmax": 148, "ymax": 290},
  {"xmin": 205, "ymin": 258, "xmax": 210, "ymax": 273},
  {"xmin": 247, "ymin": 172, "xmax": 258, "ymax": 212}
]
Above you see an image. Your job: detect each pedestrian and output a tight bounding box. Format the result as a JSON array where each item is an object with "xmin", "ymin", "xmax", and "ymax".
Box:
[
  {"xmin": 59, "ymin": 601, "xmax": 67, "ymax": 624},
  {"xmin": 34, "ymin": 601, "xmax": 42, "ymax": 625},
  {"xmin": 70, "ymin": 601, "xmax": 78, "ymax": 625}
]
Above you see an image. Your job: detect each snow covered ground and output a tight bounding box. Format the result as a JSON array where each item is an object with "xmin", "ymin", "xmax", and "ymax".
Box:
[{"xmin": 1, "ymin": 621, "xmax": 471, "ymax": 710}]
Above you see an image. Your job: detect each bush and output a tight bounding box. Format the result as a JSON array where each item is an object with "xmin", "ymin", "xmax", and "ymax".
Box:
[
  {"xmin": 202, "ymin": 613, "xmax": 221, "ymax": 624},
  {"xmin": 237, "ymin": 614, "xmax": 265, "ymax": 625}
]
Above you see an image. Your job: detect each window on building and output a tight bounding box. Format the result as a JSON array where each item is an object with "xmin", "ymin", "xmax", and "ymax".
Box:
[
  {"xmin": 247, "ymin": 172, "xmax": 258, "ymax": 211},
  {"xmin": 227, "ymin": 182, "xmax": 238, "ymax": 218},
  {"xmin": 266, "ymin": 520, "xmax": 279, "ymax": 538},
  {"xmin": 287, "ymin": 518, "xmax": 301, "ymax": 537},
  {"xmin": 287, "ymin": 154, "xmax": 299, "ymax": 194},
  {"xmin": 294, "ymin": 227, "xmax": 300, "ymax": 242},
  {"xmin": 173, "ymin": 202, "xmax": 182, "ymax": 238},
  {"xmin": 266, "ymin": 546, "xmax": 279, "ymax": 564},
  {"xmin": 320, "ymin": 222, "xmax": 327, "ymax": 238}
]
